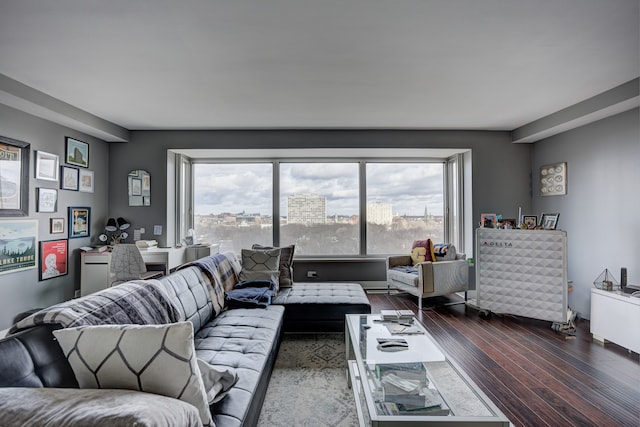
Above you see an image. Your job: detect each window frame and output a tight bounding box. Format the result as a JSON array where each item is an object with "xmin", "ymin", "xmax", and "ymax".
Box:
[{"xmin": 178, "ymin": 152, "xmax": 466, "ymax": 257}]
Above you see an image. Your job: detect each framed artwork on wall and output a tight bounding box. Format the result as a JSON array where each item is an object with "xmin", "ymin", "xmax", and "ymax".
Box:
[
  {"xmin": 35, "ymin": 150, "xmax": 59, "ymax": 181},
  {"xmin": 79, "ymin": 169, "xmax": 94, "ymax": 193},
  {"xmin": 0, "ymin": 220, "xmax": 37, "ymax": 275},
  {"xmin": 540, "ymin": 162, "xmax": 567, "ymax": 196},
  {"xmin": 65, "ymin": 137, "xmax": 89, "ymax": 168},
  {"xmin": 61, "ymin": 165, "xmax": 79, "ymax": 191},
  {"xmin": 50, "ymin": 217, "xmax": 65, "ymax": 234},
  {"xmin": 39, "ymin": 239, "xmax": 68, "ymax": 280},
  {"xmin": 0, "ymin": 135, "xmax": 30, "ymax": 217},
  {"xmin": 69, "ymin": 206, "xmax": 90, "ymax": 239},
  {"xmin": 37, "ymin": 188, "xmax": 58, "ymax": 212}
]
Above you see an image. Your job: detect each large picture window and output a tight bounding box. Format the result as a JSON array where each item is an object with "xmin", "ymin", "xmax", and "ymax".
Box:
[
  {"xmin": 280, "ymin": 162, "xmax": 359, "ymax": 256},
  {"xmin": 182, "ymin": 150, "xmax": 464, "ymax": 257}
]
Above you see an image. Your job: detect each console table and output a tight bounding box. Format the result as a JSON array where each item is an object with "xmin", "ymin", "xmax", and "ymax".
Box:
[{"xmin": 590, "ymin": 288, "xmax": 640, "ymax": 353}]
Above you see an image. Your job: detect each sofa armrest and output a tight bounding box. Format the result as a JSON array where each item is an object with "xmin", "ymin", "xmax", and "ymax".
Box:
[{"xmin": 387, "ymin": 255, "xmax": 412, "ymax": 269}]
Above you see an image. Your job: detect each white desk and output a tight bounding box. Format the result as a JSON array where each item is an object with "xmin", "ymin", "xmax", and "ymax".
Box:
[
  {"xmin": 590, "ymin": 287, "xmax": 640, "ymax": 353},
  {"xmin": 80, "ymin": 248, "xmax": 186, "ymax": 296}
]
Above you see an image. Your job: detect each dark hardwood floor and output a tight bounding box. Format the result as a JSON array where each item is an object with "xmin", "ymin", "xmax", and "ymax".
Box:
[{"xmin": 365, "ymin": 292, "xmax": 640, "ymax": 427}]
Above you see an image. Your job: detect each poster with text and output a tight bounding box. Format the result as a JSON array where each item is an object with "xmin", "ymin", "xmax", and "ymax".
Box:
[{"xmin": 0, "ymin": 220, "xmax": 37, "ymax": 275}]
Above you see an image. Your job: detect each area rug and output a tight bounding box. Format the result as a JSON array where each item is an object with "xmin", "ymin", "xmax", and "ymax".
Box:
[{"xmin": 257, "ymin": 333, "xmax": 359, "ymax": 427}]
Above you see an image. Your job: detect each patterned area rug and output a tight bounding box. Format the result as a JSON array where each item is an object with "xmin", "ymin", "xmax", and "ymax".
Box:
[{"xmin": 257, "ymin": 333, "xmax": 359, "ymax": 427}]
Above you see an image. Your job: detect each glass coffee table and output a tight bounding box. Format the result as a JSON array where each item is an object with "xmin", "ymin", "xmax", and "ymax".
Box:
[{"xmin": 345, "ymin": 314, "xmax": 510, "ymax": 426}]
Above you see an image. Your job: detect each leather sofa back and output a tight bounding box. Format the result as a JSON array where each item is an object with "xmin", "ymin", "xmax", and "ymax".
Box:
[{"xmin": 0, "ymin": 324, "xmax": 77, "ymax": 388}]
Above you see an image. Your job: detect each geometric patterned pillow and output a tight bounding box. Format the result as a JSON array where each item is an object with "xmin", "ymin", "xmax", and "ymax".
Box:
[
  {"xmin": 239, "ymin": 248, "xmax": 281, "ymax": 293},
  {"xmin": 433, "ymin": 243, "xmax": 457, "ymax": 261},
  {"xmin": 52, "ymin": 322, "xmax": 213, "ymax": 427},
  {"xmin": 411, "ymin": 239, "xmax": 435, "ymax": 265},
  {"xmin": 252, "ymin": 244, "xmax": 295, "ymax": 288}
]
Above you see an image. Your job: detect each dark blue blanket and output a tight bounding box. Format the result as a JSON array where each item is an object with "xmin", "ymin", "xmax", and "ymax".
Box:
[{"xmin": 225, "ymin": 287, "xmax": 273, "ymax": 309}]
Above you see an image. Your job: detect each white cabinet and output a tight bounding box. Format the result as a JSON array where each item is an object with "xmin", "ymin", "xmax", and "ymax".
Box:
[
  {"xmin": 590, "ymin": 288, "xmax": 640, "ymax": 353},
  {"xmin": 80, "ymin": 247, "xmax": 187, "ymax": 296}
]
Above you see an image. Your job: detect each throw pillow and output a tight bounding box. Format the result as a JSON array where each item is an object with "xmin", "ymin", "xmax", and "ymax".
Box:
[
  {"xmin": 433, "ymin": 243, "xmax": 457, "ymax": 261},
  {"xmin": 252, "ymin": 244, "xmax": 295, "ymax": 288},
  {"xmin": 53, "ymin": 322, "xmax": 214, "ymax": 427},
  {"xmin": 239, "ymin": 248, "xmax": 281, "ymax": 292},
  {"xmin": 411, "ymin": 239, "xmax": 435, "ymax": 265}
]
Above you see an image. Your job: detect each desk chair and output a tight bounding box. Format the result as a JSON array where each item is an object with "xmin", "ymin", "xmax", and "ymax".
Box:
[{"xmin": 109, "ymin": 244, "xmax": 163, "ymax": 286}]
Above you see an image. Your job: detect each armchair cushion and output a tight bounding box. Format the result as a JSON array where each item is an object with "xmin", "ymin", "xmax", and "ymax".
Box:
[{"xmin": 411, "ymin": 239, "xmax": 435, "ymax": 265}]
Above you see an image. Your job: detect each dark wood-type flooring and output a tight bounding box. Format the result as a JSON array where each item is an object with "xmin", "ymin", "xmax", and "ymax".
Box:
[{"xmin": 365, "ymin": 292, "xmax": 640, "ymax": 427}]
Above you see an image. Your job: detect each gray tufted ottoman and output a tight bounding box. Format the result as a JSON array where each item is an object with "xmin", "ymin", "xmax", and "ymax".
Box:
[{"xmin": 272, "ymin": 282, "xmax": 371, "ymax": 332}]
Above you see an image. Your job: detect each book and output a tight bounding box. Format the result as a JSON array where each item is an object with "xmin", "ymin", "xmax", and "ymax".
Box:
[{"xmin": 380, "ymin": 309, "xmax": 414, "ymax": 321}]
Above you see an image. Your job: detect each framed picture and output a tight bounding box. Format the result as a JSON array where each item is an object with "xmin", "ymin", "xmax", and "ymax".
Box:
[
  {"xmin": 0, "ymin": 135, "xmax": 30, "ymax": 217},
  {"xmin": 50, "ymin": 217, "xmax": 65, "ymax": 234},
  {"xmin": 61, "ymin": 165, "xmax": 79, "ymax": 191},
  {"xmin": 39, "ymin": 239, "xmax": 68, "ymax": 280},
  {"xmin": 79, "ymin": 169, "xmax": 94, "ymax": 193},
  {"xmin": 540, "ymin": 162, "xmax": 567, "ymax": 196},
  {"xmin": 35, "ymin": 150, "xmax": 59, "ymax": 181},
  {"xmin": 69, "ymin": 206, "xmax": 90, "ymax": 239},
  {"xmin": 480, "ymin": 213, "xmax": 497, "ymax": 228},
  {"xmin": 0, "ymin": 220, "xmax": 37, "ymax": 275},
  {"xmin": 540, "ymin": 213, "xmax": 560, "ymax": 230},
  {"xmin": 65, "ymin": 137, "xmax": 89, "ymax": 168},
  {"xmin": 37, "ymin": 188, "xmax": 58, "ymax": 213},
  {"xmin": 522, "ymin": 215, "xmax": 538, "ymax": 229}
]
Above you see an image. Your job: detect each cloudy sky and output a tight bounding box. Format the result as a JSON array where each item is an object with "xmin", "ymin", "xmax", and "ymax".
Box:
[{"xmin": 194, "ymin": 162, "xmax": 443, "ymax": 217}]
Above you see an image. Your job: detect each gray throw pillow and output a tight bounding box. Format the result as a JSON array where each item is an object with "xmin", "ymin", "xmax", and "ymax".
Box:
[
  {"xmin": 252, "ymin": 244, "xmax": 295, "ymax": 288},
  {"xmin": 239, "ymin": 248, "xmax": 281, "ymax": 292}
]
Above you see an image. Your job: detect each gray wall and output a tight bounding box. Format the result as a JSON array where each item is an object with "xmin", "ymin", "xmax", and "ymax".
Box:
[
  {"xmin": 0, "ymin": 104, "xmax": 109, "ymax": 329},
  {"xmin": 109, "ymin": 129, "xmax": 532, "ymax": 287},
  {"xmin": 532, "ymin": 108, "xmax": 640, "ymax": 319}
]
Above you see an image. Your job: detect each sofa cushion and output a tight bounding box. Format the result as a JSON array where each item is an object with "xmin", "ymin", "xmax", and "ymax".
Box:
[
  {"xmin": 239, "ymin": 248, "xmax": 281, "ymax": 291},
  {"xmin": 53, "ymin": 322, "xmax": 214, "ymax": 427},
  {"xmin": 411, "ymin": 239, "xmax": 434, "ymax": 265},
  {"xmin": 388, "ymin": 268, "xmax": 420, "ymax": 287},
  {"xmin": 159, "ymin": 266, "xmax": 216, "ymax": 331},
  {"xmin": 195, "ymin": 305, "xmax": 284, "ymax": 427},
  {"xmin": 252, "ymin": 244, "xmax": 295, "ymax": 288},
  {"xmin": 0, "ymin": 387, "xmax": 203, "ymax": 427},
  {"xmin": 433, "ymin": 243, "xmax": 457, "ymax": 261}
]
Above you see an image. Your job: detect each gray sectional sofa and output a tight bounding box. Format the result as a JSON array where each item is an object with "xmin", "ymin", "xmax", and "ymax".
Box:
[{"xmin": 0, "ymin": 251, "xmax": 370, "ymax": 426}]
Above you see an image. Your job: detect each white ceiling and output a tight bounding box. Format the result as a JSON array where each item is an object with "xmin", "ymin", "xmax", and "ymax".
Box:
[{"xmin": 0, "ymin": 0, "xmax": 638, "ymax": 131}]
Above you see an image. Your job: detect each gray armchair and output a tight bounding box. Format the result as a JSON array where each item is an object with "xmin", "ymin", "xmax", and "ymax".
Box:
[{"xmin": 387, "ymin": 253, "xmax": 469, "ymax": 310}]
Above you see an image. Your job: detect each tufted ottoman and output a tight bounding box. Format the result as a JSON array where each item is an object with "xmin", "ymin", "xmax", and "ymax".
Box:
[{"xmin": 272, "ymin": 282, "xmax": 371, "ymax": 332}]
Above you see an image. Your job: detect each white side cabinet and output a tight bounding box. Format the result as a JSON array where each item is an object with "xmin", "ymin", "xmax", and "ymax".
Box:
[{"xmin": 590, "ymin": 288, "xmax": 640, "ymax": 353}]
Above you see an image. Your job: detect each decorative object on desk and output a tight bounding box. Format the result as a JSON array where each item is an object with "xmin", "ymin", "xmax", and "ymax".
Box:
[
  {"xmin": 480, "ymin": 213, "xmax": 497, "ymax": 228},
  {"xmin": 65, "ymin": 137, "xmax": 89, "ymax": 168},
  {"xmin": 68, "ymin": 207, "xmax": 90, "ymax": 239},
  {"xmin": 35, "ymin": 150, "xmax": 59, "ymax": 181},
  {"xmin": 540, "ymin": 212, "xmax": 560, "ymax": 230},
  {"xmin": 50, "ymin": 217, "xmax": 64, "ymax": 234},
  {"xmin": 593, "ymin": 268, "xmax": 619, "ymax": 291},
  {"xmin": 0, "ymin": 135, "xmax": 30, "ymax": 217},
  {"xmin": 0, "ymin": 220, "xmax": 37, "ymax": 275},
  {"xmin": 540, "ymin": 162, "xmax": 566, "ymax": 196},
  {"xmin": 60, "ymin": 165, "xmax": 79, "ymax": 191},
  {"xmin": 78, "ymin": 169, "xmax": 94, "ymax": 193},
  {"xmin": 99, "ymin": 217, "xmax": 130, "ymax": 244},
  {"xmin": 128, "ymin": 169, "xmax": 150, "ymax": 206},
  {"xmin": 39, "ymin": 239, "xmax": 68, "ymax": 280},
  {"xmin": 36, "ymin": 188, "xmax": 58, "ymax": 213}
]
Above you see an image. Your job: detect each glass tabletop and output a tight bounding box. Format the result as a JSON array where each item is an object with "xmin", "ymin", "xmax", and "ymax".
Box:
[{"xmin": 346, "ymin": 314, "xmax": 502, "ymax": 421}]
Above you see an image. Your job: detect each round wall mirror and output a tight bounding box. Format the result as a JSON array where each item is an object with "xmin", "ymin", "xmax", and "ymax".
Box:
[{"xmin": 128, "ymin": 169, "xmax": 150, "ymax": 206}]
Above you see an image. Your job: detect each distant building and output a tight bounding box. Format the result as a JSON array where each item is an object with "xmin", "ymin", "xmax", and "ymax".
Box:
[
  {"xmin": 367, "ymin": 202, "xmax": 392, "ymax": 225},
  {"xmin": 288, "ymin": 194, "xmax": 326, "ymax": 224}
]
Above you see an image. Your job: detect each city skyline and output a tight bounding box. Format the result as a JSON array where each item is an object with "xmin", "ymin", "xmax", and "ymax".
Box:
[{"xmin": 193, "ymin": 162, "xmax": 443, "ymax": 217}]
